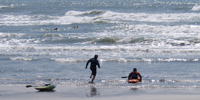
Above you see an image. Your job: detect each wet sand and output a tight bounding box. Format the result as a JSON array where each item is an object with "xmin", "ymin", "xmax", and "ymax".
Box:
[{"xmin": 1, "ymin": 85, "xmax": 200, "ymax": 100}]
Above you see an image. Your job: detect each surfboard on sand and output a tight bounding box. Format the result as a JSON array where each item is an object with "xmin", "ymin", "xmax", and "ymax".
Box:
[
  {"xmin": 35, "ymin": 84, "xmax": 56, "ymax": 91},
  {"xmin": 26, "ymin": 84, "xmax": 56, "ymax": 91}
]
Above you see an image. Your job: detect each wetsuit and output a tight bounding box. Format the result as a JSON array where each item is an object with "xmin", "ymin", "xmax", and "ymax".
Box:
[
  {"xmin": 128, "ymin": 71, "xmax": 142, "ymax": 81},
  {"xmin": 86, "ymin": 58, "xmax": 100, "ymax": 76}
]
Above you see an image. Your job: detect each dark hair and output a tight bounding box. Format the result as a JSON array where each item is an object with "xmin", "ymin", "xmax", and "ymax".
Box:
[
  {"xmin": 133, "ymin": 68, "xmax": 137, "ymax": 71},
  {"xmin": 94, "ymin": 55, "xmax": 98, "ymax": 59}
]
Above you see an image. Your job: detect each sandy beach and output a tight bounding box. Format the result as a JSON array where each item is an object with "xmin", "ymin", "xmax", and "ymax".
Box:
[{"xmin": 1, "ymin": 85, "xmax": 200, "ymax": 100}]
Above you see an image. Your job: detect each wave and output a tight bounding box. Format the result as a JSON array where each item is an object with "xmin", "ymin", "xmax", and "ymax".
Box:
[
  {"xmin": 60, "ymin": 10, "xmax": 111, "ymax": 25},
  {"xmin": 191, "ymin": 4, "xmax": 200, "ymax": 11},
  {"xmin": 1, "ymin": 31, "xmax": 200, "ymax": 46},
  {"xmin": 0, "ymin": 3, "xmax": 22, "ymax": 9},
  {"xmin": 83, "ymin": 37, "xmax": 200, "ymax": 47},
  {"xmin": 1, "ymin": 41, "xmax": 200, "ymax": 53},
  {"xmin": 78, "ymin": 10, "xmax": 106, "ymax": 16},
  {"xmin": 0, "ymin": 32, "xmax": 25, "ymax": 38},
  {"xmin": 10, "ymin": 57, "xmax": 38, "ymax": 61},
  {"xmin": 50, "ymin": 58, "xmax": 199, "ymax": 63},
  {"xmin": 43, "ymin": 33, "xmax": 62, "ymax": 38},
  {"xmin": 94, "ymin": 37, "xmax": 117, "ymax": 44},
  {"xmin": 94, "ymin": 20, "xmax": 110, "ymax": 24},
  {"xmin": 50, "ymin": 58, "xmax": 87, "ymax": 63},
  {"xmin": 1, "ymin": 10, "xmax": 200, "ymax": 26},
  {"xmin": 0, "ymin": 5, "xmax": 10, "ymax": 9},
  {"xmin": 61, "ymin": 11, "xmax": 200, "ymax": 24},
  {"xmin": 0, "ymin": 14, "xmax": 58, "ymax": 26}
]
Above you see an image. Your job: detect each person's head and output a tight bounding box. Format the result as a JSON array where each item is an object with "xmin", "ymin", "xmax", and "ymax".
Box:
[
  {"xmin": 133, "ymin": 68, "xmax": 137, "ymax": 72},
  {"xmin": 94, "ymin": 55, "xmax": 98, "ymax": 59}
]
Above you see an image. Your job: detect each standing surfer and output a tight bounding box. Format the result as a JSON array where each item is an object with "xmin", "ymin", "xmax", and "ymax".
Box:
[{"xmin": 85, "ymin": 55, "xmax": 100, "ymax": 83}]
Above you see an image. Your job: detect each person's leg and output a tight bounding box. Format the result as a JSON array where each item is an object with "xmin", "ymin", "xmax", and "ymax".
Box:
[
  {"xmin": 90, "ymin": 68, "xmax": 93, "ymax": 78},
  {"xmin": 90, "ymin": 68, "xmax": 96, "ymax": 83},
  {"xmin": 91, "ymin": 75, "xmax": 96, "ymax": 83},
  {"xmin": 90, "ymin": 73, "xmax": 92, "ymax": 78}
]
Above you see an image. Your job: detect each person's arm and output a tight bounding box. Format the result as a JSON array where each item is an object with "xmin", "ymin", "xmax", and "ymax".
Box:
[
  {"xmin": 138, "ymin": 72, "xmax": 142, "ymax": 82},
  {"xmin": 97, "ymin": 60, "xmax": 100, "ymax": 68},
  {"xmin": 85, "ymin": 60, "xmax": 90, "ymax": 69},
  {"xmin": 128, "ymin": 72, "xmax": 132, "ymax": 79}
]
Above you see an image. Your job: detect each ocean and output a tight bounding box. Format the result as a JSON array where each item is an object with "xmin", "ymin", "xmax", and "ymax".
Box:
[{"xmin": 1, "ymin": 0, "xmax": 200, "ymax": 94}]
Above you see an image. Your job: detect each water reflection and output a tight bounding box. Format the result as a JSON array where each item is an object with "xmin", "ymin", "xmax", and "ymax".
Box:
[
  {"xmin": 130, "ymin": 87, "xmax": 139, "ymax": 91},
  {"xmin": 86, "ymin": 86, "xmax": 100, "ymax": 97}
]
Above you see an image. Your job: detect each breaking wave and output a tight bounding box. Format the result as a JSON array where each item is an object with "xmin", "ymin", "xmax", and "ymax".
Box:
[
  {"xmin": 191, "ymin": 4, "xmax": 200, "ymax": 11},
  {"xmin": 78, "ymin": 10, "xmax": 106, "ymax": 16},
  {"xmin": 0, "ymin": 5, "xmax": 10, "ymax": 9},
  {"xmin": 2, "ymin": 9, "xmax": 200, "ymax": 26}
]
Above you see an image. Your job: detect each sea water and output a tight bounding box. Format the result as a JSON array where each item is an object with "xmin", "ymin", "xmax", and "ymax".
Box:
[{"xmin": 0, "ymin": 0, "xmax": 200, "ymax": 93}]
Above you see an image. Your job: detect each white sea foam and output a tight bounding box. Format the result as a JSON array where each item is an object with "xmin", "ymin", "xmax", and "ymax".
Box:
[
  {"xmin": 0, "ymin": 32, "xmax": 25, "ymax": 38},
  {"xmin": 10, "ymin": 57, "xmax": 37, "ymax": 61},
  {"xmin": 50, "ymin": 57, "xmax": 199, "ymax": 63},
  {"xmin": 0, "ymin": 5, "xmax": 9, "ymax": 9},
  {"xmin": 191, "ymin": 4, "xmax": 200, "ymax": 11},
  {"xmin": 1, "ymin": 10, "xmax": 200, "ymax": 27},
  {"xmin": 0, "ymin": 15, "xmax": 58, "ymax": 26},
  {"xmin": 70, "ymin": 10, "xmax": 200, "ymax": 24},
  {"xmin": 0, "ymin": 9, "xmax": 200, "ymax": 64},
  {"xmin": 50, "ymin": 58, "xmax": 86, "ymax": 63}
]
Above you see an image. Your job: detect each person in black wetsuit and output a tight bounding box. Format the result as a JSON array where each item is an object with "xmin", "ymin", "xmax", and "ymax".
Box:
[
  {"xmin": 85, "ymin": 55, "xmax": 100, "ymax": 83},
  {"xmin": 128, "ymin": 68, "xmax": 142, "ymax": 82}
]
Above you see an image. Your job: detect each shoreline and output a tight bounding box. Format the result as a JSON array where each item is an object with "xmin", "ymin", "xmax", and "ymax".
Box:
[{"xmin": 1, "ymin": 85, "xmax": 200, "ymax": 100}]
